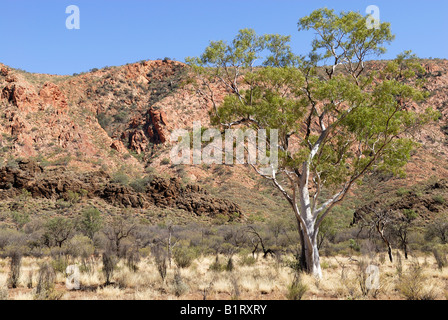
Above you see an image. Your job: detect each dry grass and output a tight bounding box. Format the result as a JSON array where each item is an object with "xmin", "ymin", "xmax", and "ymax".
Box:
[{"xmin": 0, "ymin": 252, "xmax": 447, "ymax": 300}]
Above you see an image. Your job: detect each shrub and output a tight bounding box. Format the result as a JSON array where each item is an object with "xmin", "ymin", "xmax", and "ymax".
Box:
[
  {"xmin": 151, "ymin": 245, "xmax": 168, "ymax": 282},
  {"xmin": 97, "ymin": 113, "xmax": 111, "ymax": 130},
  {"xmin": 66, "ymin": 190, "xmax": 80, "ymax": 204},
  {"xmin": 129, "ymin": 175, "xmax": 153, "ymax": 193},
  {"xmin": 433, "ymin": 195, "xmax": 445, "ymax": 205},
  {"xmin": 239, "ymin": 254, "xmax": 256, "ymax": 266},
  {"xmin": 65, "ymin": 234, "xmax": 95, "ymax": 258},
  {"xmin": 432, "ymin": 247, "xmax": 447, "ymax": 270},
  {"xmin": 0, "ymin": 286, "xmax": 8, "ymax": 300},
  {"xmin": 44, "ymin": 217, "xmax": 74, "ymax": 248},
  {"xmin": 0, "ymin": 229, "xmax": 24, "ymax": 250},
  {"xmin": 226, "ymin": 257, "xmax": 234, "ymax": 272},
  {"xmin": 113, "ymin": 111, "xmax": 129, "ymax": 123},
  {"xmin": 79, "ymin": 207, "xmax": 103, "ymax": 240},
  {"xmin": 126, "ymin": 249, "xmax": 140, "ymax": 272},
  {"xmin": 396, "ymin": 188, "xmax": 411, "ymax": 197},
  {"xmin": 51, "ymin": 254, "xmax": 69, "ymax": 274},
  {"xmin": 396, "ymin": 261, "xmax": 435, "ymax": 300},
  {"xmin": 11, "ymin": 211, "xmax": 30, "ymax": 230},
  {"xmin": 209, "ymin": 255, "xmax": 226, "ymax": 272},
  {"xmin": 8, "ymin": 248, "xmax": 22, "ymax": 289},
  {"xmin": 111, "ymin": 171, "xmax": 130, "ymax": 185},
  {"xmin": 286, "ymin": 275, "xmax": 308, "ymax": 300},
  {"xmin": 173, "ymin": 246, "xmax": 196, "ymax": 268},
  {"xmin": 161, "ymin": 158, "xmax": 170, "ymax": 165},
  {"xmin": 35, "ymin": 263, "xmax": 61, "ymax": 300},
  {"xmin": 102, "ymin": 250, "xmax": 117, "ymax": 285},
  {"xmin": 172, "ymin": 269, "xmax": 189, "ymax": 297}
]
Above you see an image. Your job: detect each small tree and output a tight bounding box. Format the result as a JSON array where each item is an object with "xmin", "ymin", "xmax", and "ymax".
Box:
[
  {"xmin": 390, "ymin": 209, "xmax": 418, "ymax": 259},
  {"xmin": 357, "ymin": 208, "xmax": 394, "ymax": 262},
  {"xmin": 103, "ymin": 215, "xmax": 136, "ymax": 256},
  {"xmin": 425, "ymin": 212, "xmax": 448, "ymax": 244},
  {"xmin": 187, "ymin": 9, "xmax": 437, "ymax": 278},
  {"xmin": 79, "ymin": 206, "xmax": 103, "ymax": 240},
  {"xmin": 44, "ymin": 217, "xmax": 75, "ymax": 248}
]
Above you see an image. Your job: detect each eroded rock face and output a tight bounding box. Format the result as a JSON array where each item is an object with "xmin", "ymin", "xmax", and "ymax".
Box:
[
  {"xmin": 128, "ymin": 130, "xmax": 148, "ymax": 154},
  {"xmin": 110, "ymin": 140, "xmax": 127, "ymax": 153},
  {"xmin": 39, "ymin": 82, "xmax": 68, "ymax": 110},
  {"xmin": 147, "ymin": 107, "xmax": 168, "ymax": 144},
  {"xmin": 352, "ymin": 179, "xmax": 448, "ymax": 225},
  {"xmin": 1, "ymin": 83, "xmax": 40, "ymax": 112},
  {"xmin": 0, "ymin": 160, "xmax": 242, "ymax": 218}
]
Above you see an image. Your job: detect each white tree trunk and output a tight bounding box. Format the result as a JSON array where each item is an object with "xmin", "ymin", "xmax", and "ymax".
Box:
[
  {"xmin": 301, "ymin": 222, "xmax": 323, "ymax": 279},
  {"xmin": 311, "ymin": 240, "xmax": 322, "ymax": 279}
]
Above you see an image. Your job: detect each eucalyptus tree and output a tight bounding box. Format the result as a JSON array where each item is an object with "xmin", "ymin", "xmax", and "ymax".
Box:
[{"xmin": 187, "ymin": 8, "xmax": 437, "ymax": 278}]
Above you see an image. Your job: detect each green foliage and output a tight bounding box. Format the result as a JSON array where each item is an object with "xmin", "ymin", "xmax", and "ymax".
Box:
[
  {"xmin": 433, "ymin": 195, "xmax": 445, "ymax": 205},
  {"xmin": 97, "ymin": 113, "xmax": 112, "ymax": 131},
  {"xmin": 44, "ymin": 217, "xmax": 75, "ymax": 248},
  {"xmin": 79, "ymin": 207, "xmax": 103, "ymax": 240},
  {"xmin": 396, "ymin": 188, "xmax": 411, "ymax": 197},
  {"xmin": 10, "ymin": 211, "xmax": 30, "ymax": 230},
  {"xmin": 402, "ymin": 209, "xmax": 418, "ymax": 221},
  {"xmin": 66, "ymin": 190, "xmax": 80, "ymax": 204},
  {"xmin": 396, "ymin": 262, "xmax": 435, "ymax": 300},
  {"xmin": 349, "ymin": 239, "xmax": 360, "ymax": 252},
  {"xmin": 187, "ymin": 9, "xmax": 437, "ymax": 277},
  {"xmin": 50, "ymin": 255, "xmax": 69, "ymax": 274},
  {"xmin": 173, "ymin": 246, "xmax": 197, "ymax": 268},
  {"xmin": 286, "ymin": 275, "xmax": 308, "ymax": 300},
  {"xmin": 298, "ymin": 8, "xmax": 395, "ymax": 61},
  {"xmin": 129, "ymin": 175, "xmax": 153, "ymax": 193},
  {"xmin": 111, "ymin": 170, "xmax": 130, "ymax": 185},
  {"xmin": 34, "ymin": 263, "xmax": 62, "ymax": 300},
  {"xmin": 425, "ymin": 213, "xmax": 448, "ymax": 244}
]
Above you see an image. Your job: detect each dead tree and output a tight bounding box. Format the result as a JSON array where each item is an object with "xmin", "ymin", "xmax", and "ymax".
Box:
[
  {"xmin": 103, "ymin": 216, "xmax": 137, "ymax": 257},
  {"xmin": 246, "ymin": 226, "xmax": 275, "ymax": 258},
  {"xmin": 356, "ymin": 208, "xmax": 394, "ymax": 262}
]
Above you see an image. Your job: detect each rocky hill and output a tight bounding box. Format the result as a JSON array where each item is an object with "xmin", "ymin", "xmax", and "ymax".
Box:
[{"xmin": 0, "ymin": 58, "xmax": 447, "ymax": 223}]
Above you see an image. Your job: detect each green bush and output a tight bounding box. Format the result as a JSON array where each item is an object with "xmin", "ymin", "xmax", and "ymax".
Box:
[
  {"xmin": 239, "ymin": 254, "xmax": 256, "ymax": 266},
  {"xmin": 396, "ymin": 188, "xmax": 411, "ymax": 197},
  {"xmin": 209, "ymin": 255, "xmax": 226, "ymax": 272},
  {"xmin": 111, "ymin": 171, "xmax": 130, "ymax": 185},
  {"xmin": 51, "ymin": 255, "xmax": 69, "ymax": 274},
  {"xmin": 34, "ymin": 263, "xmax": 62, "ymax": 300},
  {"xmin": 396, "ymin": 262, "xmax": 435, "ymax": 300},
  {"xmin": 65, "ymin": 235, "xmax": 95, "ymax": 258},
  {"xmin": 286, "ymin": 275, "xmax": 308, "ymax": 300},
  {"xmin": 173, "ymin": 246, "xmax": 196, "ymax": 268},
  {"xmin": 129, "ymin": 175, "xmax": 153, "ymax": 193},
  {"xmin": 79, "ymin": 207, "xmax": 103, "ymax": 240},
  {"xmin": 161, "ymin": 158, "xmax": 170, "ymax": 165},
  {"xmin": 433, "ymin": 195, "xmax": 445, "ymax": 205},
  {"xmin": 97, "ymin": 113, "xmax": 112, "ymax": 130}
]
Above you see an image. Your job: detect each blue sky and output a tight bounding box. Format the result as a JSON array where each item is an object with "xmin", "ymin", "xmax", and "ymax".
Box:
[{"xmin": 1, "ymin": 0, "xmax": 447, "ymax": 75}]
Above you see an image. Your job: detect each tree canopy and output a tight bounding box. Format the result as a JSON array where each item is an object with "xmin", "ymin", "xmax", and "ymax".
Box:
[{"xmin": 186, "ymin": 8, "xmax": 439, "ymax": 278}]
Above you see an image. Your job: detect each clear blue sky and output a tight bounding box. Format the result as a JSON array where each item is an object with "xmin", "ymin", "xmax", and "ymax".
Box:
[{"xmin": 1, "ymin": 0, "xmax": 447, "ymax": 75}]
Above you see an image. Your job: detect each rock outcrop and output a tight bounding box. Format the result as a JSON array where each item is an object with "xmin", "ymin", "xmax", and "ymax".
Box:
[{"xmin": 0, "ymin": 160, "xmax": 242, "ymax": 218}]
